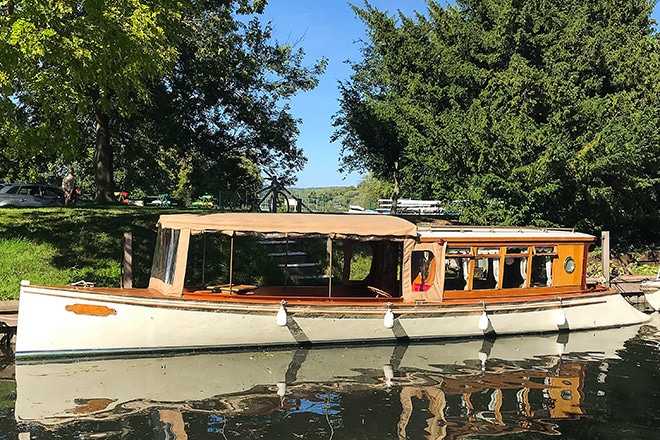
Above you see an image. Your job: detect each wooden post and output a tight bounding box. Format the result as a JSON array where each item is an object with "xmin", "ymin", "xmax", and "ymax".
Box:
[
  {"xmin": 601, "ymin": 231, "xmax": 610, "ymax": 288},
  {"xmin": 122, "ymin": 232, "xmax": 133, "ymax": 289}
]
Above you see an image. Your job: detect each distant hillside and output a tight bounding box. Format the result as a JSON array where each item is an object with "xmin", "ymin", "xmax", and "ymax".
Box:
[{"xmin": 290, "ymin": 186, "xmax": 377, "ymax": 213}]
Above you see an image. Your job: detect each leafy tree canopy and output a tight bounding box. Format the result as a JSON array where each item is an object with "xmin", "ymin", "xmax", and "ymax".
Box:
[
  {"xmin": 333, "ymin": 0, "xmax": 660, "ymax": 247},
  {"xmin": 1, "ymin": 0, "xmax": 326, "ymax": 202}
]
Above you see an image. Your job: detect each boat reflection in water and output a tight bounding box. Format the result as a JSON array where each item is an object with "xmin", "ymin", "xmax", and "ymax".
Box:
[{"xmin": 15, "ymin": 315, "xmax": 660, "ymax": 439}]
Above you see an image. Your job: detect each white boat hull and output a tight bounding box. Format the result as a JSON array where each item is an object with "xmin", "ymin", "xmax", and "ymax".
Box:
[
  {"xmin": 640, "ymin": 279, "xmax": 660, "ymax": 310},
  {"xmin": 15, "ymin": 283, "xmax": 651, "ymax": 359},
  {"xmin": 15, "ymin": 315, "xmax": 659, "ymax": 426}
]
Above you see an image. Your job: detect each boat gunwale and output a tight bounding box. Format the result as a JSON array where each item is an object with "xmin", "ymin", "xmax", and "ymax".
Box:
[{"xmin": 21, "ymin": 283, "xmax": 620, "ymax": 315}]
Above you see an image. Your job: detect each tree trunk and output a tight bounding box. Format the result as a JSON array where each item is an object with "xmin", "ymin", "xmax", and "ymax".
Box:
[
  {"xmin": 94, "ymin": 109, "xmax": 115, "ymax": 202},
  {"xmin": 391, "ymin": 162, "xmax": 400, "ymax": 215}
]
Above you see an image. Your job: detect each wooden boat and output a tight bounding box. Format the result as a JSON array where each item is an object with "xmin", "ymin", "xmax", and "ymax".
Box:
[
  {"xmin": 640, "ymin": 267, "xmax": 660, "ymax": 311},
  {"xmin": 15, "ymin": 213, "xmax": 650, "ymax": 359},
  {"xmin": 15, "ymin": 319, "xmax": 656, "ymax": 430}
]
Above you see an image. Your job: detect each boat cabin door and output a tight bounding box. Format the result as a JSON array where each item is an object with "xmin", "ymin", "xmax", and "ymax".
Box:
[{"xmin": 409, "ymin": 240, "xmax": 446, "ymax": 302}]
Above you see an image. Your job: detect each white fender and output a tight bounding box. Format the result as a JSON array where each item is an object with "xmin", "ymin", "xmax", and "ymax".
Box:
[{"xmin": 276, "ymin": 301, "xmax": 287, "ymax": 327}]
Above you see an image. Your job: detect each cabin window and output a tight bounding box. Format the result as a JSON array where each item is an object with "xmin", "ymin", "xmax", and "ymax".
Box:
[
  {"xmin": 411, "ymin": 250, "xmax": 435, "ymax": 291},
  {"xmin": 531, "ymin": 246, "xmax": 556, "ymax": 287},
  {"xmin": 444, "ymin": 247, "xmax": 471, "ymax": 290},
  {"xmin": 151, "ymin": 227, "xmax": 180, "ymax": 285},
  {"xmin": 473, "ymin": 248, "xmax": 500, "ymax": 289},
  {"xmin": 564, "ymin": 256, "xmax": 576, "ymax": 274},
  {"xmin": 502, "ymin": 247, "xmax": 529, "ymax": 288},
  {"xmin": 476, "ymin": 247, "xmax": 500, "ymax": 255}
]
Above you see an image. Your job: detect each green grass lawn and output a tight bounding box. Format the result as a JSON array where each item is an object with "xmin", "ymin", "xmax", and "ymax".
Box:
[
  {"xmin": 0, "ymin": 380, "xmax": 15, "ymax": 411},
  {"xmin": 0, "ymin": 206, "xmax": 175, "ymax": 300}
]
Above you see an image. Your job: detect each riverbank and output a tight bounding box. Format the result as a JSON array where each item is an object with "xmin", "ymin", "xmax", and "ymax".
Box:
[
  {"xmin": 0, "ymin": 207, "xmax": 171, "ymax": 299},
  {"xmin": 0, "ymin": 301, "xmax": 18, "ymax": 313}
]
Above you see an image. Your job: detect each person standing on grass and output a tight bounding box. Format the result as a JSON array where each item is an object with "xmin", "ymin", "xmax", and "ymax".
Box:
[{"xmin": 62, "ymin": 167, "xmax": 76, "ymax": 206}]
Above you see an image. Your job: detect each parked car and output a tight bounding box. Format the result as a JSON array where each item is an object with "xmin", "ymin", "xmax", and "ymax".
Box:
[{"xmin": 0, "ymin": 183, "xmax": 65, "ymax": 207}]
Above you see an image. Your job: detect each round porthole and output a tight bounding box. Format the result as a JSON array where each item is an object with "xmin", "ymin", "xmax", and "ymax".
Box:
[{"xmin": 564, "ymin": 256, "xmax": 576, "ymax": 274}]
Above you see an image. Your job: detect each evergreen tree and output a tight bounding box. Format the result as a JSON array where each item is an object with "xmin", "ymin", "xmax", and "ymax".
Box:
[{"xmin": 333, "ymin": 0, "xmax": 660, "ymax": 245}]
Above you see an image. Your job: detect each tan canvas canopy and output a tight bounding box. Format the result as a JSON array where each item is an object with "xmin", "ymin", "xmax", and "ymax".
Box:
[{"xmin": 156, "ymin": 213, "xmax": 419, "ymax": 241}]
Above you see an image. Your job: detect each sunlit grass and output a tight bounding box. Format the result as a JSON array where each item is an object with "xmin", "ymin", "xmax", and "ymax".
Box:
[
  {"xmin": 0, "ymin": 238, "xmax": 75, "ymax": 299},
  {"xmin": 0, "ymin": 381, "xmax": 15, "ymax": 411},
  {"xmin": 0, "ymin": 206, "xmax": 169, "ymax": 300}
]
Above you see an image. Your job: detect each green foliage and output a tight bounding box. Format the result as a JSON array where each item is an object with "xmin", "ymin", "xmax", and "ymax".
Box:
[
  {"xmin": 0, "ymin": 0, "xmax": 181, "ymax": 157},
  {"xmin": 0, "ymin": 238, "xmax": 73, "ymax": 299},
  {"xmin": 293, "ymin": 186, "xmax": 357, "ymax": 212},
  {"xmin": 291, "ymin": 177, "xmax": 393, "ymax": 212},
  {"xmin": 333, "ymin": 0, "xmax": 660, "ymax": 247},
  {"xmin": 630, "ymin": 264, "xmax": 659, "ymax": 276},
  {"xmin": 0, "ymin": 1, "xmax": 326, "ymax": 203},
  {"xmin": 345, "ymin": 244, "xmax": 373, "ymax": 280},
  {"xmin": 185, "ymin": 234, "xmax": 289, "ymax": 287},
  {"xmin": 0, "ymin": 207, "xmax": 163, "ymax": 299},
  {"xmin": 0, "ymin": 380, "xmax": 15, "ymax": 411}
]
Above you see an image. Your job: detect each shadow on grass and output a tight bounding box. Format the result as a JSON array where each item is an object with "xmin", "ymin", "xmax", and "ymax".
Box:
[{"xmin": 0, "ymin": 206, "xmax": 183, "ymax": 289}]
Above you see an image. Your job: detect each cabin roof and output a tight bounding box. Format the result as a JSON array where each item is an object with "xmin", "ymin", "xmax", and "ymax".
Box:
[
  {"xmin": 156, "ymin": 213, "xmax": 418, "ymax": 240},
  {"xmin": 418, "ymin": 226, "xmax": 595, "ymax": 242}
]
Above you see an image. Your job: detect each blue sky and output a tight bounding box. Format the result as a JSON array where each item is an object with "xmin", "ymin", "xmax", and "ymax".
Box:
[{"xmin": 261, "ymin": 1, "xmax": 659, "ymax": 188}]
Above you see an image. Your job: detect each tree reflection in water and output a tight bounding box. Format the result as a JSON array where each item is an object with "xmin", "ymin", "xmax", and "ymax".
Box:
[{"xmin": 7, "ymin": 317, "xmax": 660, "ymax": 439}]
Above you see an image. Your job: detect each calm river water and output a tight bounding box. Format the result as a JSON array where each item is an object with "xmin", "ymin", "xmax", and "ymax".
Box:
[{"xmin": 1, "ymin": 314, "xmax": 659, "ymax": 440}]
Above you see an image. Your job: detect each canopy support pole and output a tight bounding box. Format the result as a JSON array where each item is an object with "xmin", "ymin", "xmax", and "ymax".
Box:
[
  {"xmin": 602, "ymin": 231, "xmax": 610, "ymax": 287},
  {"xmin": 121, "ymin": 232, "xmax": 132, "ymax": 289},
  {"xmin": 327, "ymin": 237, "xmax": 333, "ymax": 297},
  {"xmin": 201, "ymin": 233, "xmax": 207, "ymax": 287},
  {"xmin": 284, "ymin": 233, "xmax": 289, "ymax": 288},
  {"xmin": 229, "ymin": 233, "xmax": 235, "ymax": 292}
]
